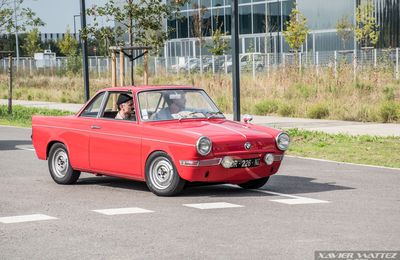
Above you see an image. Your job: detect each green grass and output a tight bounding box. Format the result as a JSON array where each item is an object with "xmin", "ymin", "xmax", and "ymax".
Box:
[
  {"xmin": 0, "ymin": 105, "xmax": 73, "ymax": 128},
  {"xmin": 0, "ymin": 106, "xmax": 398, "ymax": 169},
  {"xmin": 287, "ymin": 128, "xmax": 400, "ymax": 168}
]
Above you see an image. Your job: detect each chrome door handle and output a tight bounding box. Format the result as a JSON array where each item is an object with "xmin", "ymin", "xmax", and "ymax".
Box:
[{"xmin": 91, "ymin": 125, "xmax": 101, "ymax": 129}]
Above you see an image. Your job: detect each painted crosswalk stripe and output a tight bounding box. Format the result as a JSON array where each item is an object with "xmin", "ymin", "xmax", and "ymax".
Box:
[
  {"xmin": 270, "ymin": 198, "xmax": 329, "ymax": 205},
  {"xmin": 92, "ymin": 207, "xmax": 154, "ymax": 215},
  {"xmin": 256, "ymin": 190, "xmax": 329, "ymax": 205},
  {"xmin": 17, "ymin": 147, "xmax": 35, "ymax": 152},
  {"xmin": 0, "ymin": 214, "xmax": 57, "ymax": 224},
  {"xmin": 183, "ymin": 202, "xmax": 244, "ymax": 210}
]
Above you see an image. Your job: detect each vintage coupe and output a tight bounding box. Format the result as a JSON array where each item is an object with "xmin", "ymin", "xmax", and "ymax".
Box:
[{"xmin": 32, "ymin": 86, "xmax": 290, "ymax": 196}]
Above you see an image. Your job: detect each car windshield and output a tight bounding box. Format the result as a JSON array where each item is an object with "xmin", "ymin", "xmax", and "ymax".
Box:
[{"xmin": 138, "ymin": 89, "xmax": 225, "ymax": 121}]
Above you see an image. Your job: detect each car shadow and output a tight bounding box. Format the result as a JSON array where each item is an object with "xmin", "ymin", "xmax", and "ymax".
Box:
[
  {"xmin": 0, "ymin": 140, "xmax": 33, "ymax": 151},
  {"xmin": 76, "ymin": 174, "xmax": 354, "ymax": 198},
  {"xmin": 76, "ymin": 176, "xmax": 150, "ymax": 192}
]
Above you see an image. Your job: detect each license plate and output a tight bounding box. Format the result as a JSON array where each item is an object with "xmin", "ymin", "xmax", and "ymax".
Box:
[{"xmin": 231, "ymin": 158, "xmax": 260, "ymax": 168}]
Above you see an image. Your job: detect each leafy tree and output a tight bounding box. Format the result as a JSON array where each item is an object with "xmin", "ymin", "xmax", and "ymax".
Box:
[
  {"xmin": 0, "ymin": 0, "xmax": 44, "ymax": 34},
  {"xmin": 85, "ymin": 0, "xmax": 186, "ymax": 82},
  {"xmin": 58, "ymin": 28, "xmax": 81, "ymax": 74},
  {"xmin": 282, "ymin": 4, "xmax": 309, "ymax": 53},
  {"xmin": 21, "ymin": 28, "xmax": 41, "ymax": 57},
  {"xmin": 207, "ymin": 10, "xmax": 229, "ymax": 56},
  {"xmin": 86, "ymin": 0, "xmax": 185, "ymax": 52},
  {"xmin": 355, "ymin": 0, "xmax": 379, "ymax": 48},
  {"xmin": 58, "ymin": 28, "xmax": 78, "ymax": 56},
  {"xmin": 336, "ymin": 15, "xmax": 354, "ymax": 50}
]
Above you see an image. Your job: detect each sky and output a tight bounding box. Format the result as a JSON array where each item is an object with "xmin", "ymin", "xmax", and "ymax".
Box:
[{"xmin": 24, "ymin": 0, "xmax": 107, "ymax": 33}]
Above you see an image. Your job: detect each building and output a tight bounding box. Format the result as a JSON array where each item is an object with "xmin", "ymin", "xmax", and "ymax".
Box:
[{"xmin": 165, "ymin": 0, "xmax": 400, "ymax": 58}]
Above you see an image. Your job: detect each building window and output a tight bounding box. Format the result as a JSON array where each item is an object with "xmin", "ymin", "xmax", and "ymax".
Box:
[
  {"xmin": 267, "ymin": 1, "xmax": 280, "ymax": 32},
  {"xmin": 178, "ymin": 12, "xmax": 188, "ymax": 38},
  {"xmin": 253, "ymin": 3, "xmax": 266, "ymax": 34},
  {"xmin": 239, "ymin": 5, "xmax": 251, "ymax": 34}
]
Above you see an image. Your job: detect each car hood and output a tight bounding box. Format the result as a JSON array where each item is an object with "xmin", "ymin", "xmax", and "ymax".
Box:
[{"xmin": 150, "ymin": 119, "xmax": 278, "ymax": 154}]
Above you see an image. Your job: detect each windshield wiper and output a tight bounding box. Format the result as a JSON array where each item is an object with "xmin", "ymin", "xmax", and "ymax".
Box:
[
  {"xmin": 206, "ymin": 111, "xmax": 225, "ymax": 119},
  {"xmin": 177, "ymin": 111, "xmax": 207, "ymax": 121}
]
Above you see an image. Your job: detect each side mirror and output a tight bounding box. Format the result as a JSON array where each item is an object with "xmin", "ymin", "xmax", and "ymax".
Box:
[{"xmin": 242, "ymin": 114, "xmax": 253, "ymax": 124}]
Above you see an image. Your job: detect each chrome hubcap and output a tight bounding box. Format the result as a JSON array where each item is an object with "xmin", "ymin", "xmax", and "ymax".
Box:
[
  {"xmin": 149, "ymin": 157, "xmax": 174, "ymax": 190},
  {"xmin": 52, "ymin": 148, "xmax": 68, "ymax": 178}
]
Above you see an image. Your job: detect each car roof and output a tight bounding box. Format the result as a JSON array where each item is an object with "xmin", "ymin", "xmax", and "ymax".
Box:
[{"xmin": 99, "ymin": 85, "xmax": 201, "ymax": 94}]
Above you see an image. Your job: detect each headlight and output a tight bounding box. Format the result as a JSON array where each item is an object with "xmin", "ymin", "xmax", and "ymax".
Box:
[
  {"xmin": 196, "ymin": 136, "xmax": 212, "ymax": 156},
  {"xmin": 276, "ymin": 132, "xmax": 290, "ymax": 151}
]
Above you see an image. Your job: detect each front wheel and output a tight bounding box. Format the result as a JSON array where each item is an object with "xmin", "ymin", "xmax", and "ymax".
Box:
[
  {"xmin": 238, "ymin": 177, "xmax": 269, "ymax": 189},
  {"xmin": 145, "ymin": 152, "xmax": 186, "ymax": 196},
  {"xmin": 48, "ymin": 143, "xmax": 80, "ymax": 184}
]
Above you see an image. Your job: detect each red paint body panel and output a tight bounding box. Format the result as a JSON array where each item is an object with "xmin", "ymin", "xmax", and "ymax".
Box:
[{"xmin": 32, "ymin": 86, "xmax": 287, "ymax": 185}]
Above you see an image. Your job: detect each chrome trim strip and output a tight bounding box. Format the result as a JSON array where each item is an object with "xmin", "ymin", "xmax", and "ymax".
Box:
[{"xmin": 180, "ymin": 158, "xmax": 222, "ymax": 167}]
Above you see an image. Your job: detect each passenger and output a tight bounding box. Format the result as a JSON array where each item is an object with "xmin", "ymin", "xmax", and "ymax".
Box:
[
  {"xmin": 152, "ymin": 91, "xmax": 186, "ymax": 120},
  {"xmin": 115, "ymin": 93, "xmax": 135, "ymax": 120}
]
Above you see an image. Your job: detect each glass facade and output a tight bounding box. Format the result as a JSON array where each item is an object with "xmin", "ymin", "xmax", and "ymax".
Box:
[{"xmin": 165, "ymin": 0, "xmax": 399, "ymax": 57}]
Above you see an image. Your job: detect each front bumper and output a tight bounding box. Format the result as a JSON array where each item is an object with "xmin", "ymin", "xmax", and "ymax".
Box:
[{"xmin": 177, "ymin": 153, "xmax": 284, "ymax": 183}]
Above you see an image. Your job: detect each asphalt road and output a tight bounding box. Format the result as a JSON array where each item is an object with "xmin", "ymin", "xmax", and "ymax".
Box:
[{"xmin": 0, "ymin": 125, "xmax": 399, "ymax": 260}]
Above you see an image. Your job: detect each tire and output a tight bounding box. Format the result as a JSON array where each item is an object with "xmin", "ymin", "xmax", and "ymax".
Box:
[
  {"xmin": 238, "ymin": 177, "xmax": 269, "ymax": 189},
  {"xmin": 145, "ymin": 151, "xmax": 186, "ymax": 196},
  {"xmin": 48, "ymin": 143, "xmax": 80, "ymax": 184}
]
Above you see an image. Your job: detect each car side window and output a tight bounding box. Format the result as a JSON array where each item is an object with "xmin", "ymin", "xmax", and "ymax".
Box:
[
  {"xmin": 100, "ymin": 92, "xmax": 135, "ymax": 120},
  {"xmin": 80, "ymin": 92, "xmax": 105, "ymax": 118}
]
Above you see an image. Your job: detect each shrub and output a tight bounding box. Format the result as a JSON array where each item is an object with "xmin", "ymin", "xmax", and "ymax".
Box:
[
  {"xmin": 254, "ymin": 100, "xmax": 279, "ymax": 115},
  {"xmin": 379, "ymin": 101, "xmax": 399, "ymax": 122},
  {"xmin": 307, "ymin": 103, "xmax": 330, "ymax": 119},
  {"xmin": 383, "ymin": 86, "xmax": 396, "ymax": 101},
  {"xmin": 278, "ymin": 104, "xmax": 295, "ymax": 117}
]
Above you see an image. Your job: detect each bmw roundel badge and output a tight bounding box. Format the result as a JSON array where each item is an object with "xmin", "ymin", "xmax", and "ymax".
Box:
[{"xmin": 244, "ymin": 142, "xmax": 251, "ymax": 150}]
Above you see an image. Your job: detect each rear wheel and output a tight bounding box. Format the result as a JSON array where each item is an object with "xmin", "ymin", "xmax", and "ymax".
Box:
[
  {"xmin": 48, "ymin": 143, "xmax": 80, "ymax": 184},
  {"xmin": 145, "ymin": 151, "xmax": 185, "ymax": 196},
  {"xmin": 238, "ymin": 177, "xmax": 269, "ymax": 189}
]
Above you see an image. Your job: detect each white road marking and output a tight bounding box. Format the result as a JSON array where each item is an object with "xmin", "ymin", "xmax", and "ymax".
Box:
[
  {"xmin": 0, "ymin": 214, "xmax": 57, "ymax": 224},
  {"xmin": 286, "ymin": 155, "xmax": 400, "ymax": 171},
  {"xmin": 92, "ymin": 207, "xmax": 154, "ymax": 215},
  {"xmin": 270, "ymin": 198, "xmax": 329, "ymax": 205},
  {"xmin": 183, "ymin": 202, "xmax": 244, "ymax": 210},
  {"xmin": 255, "ymin": 190, "xmax": 329, "ymax": 204},
  {"xmin": 17, "ymin": 147, "xmax": 35, "ymax": 151}
]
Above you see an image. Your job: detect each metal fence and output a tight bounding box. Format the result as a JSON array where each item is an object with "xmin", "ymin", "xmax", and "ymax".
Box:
[{"xmin": 1, "ymin": 48, "xmax": 399, "ymax": 79}]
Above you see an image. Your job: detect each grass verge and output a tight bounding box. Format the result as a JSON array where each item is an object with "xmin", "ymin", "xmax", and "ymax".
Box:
[
  {"xmin": 287, "ymin": 128, "xmax": 400, "ymax": 169},
  {"xmin": 0, "ymin": 106, "xmax": 398, "ymax": 169},
  {"xmin": 0, "ymin": 105, "xmax": 73, "ymax": 128}
]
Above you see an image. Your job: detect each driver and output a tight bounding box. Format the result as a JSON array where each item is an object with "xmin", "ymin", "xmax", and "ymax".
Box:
[{"xmin": 151, "ymin": 91, "xmax": 186, "ymax": 120}]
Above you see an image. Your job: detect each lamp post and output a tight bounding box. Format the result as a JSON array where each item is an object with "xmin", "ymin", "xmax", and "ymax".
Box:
[
  {"xmin": 80, "ymin": 0, "xmax": 90, "ymax": 101},
  {"xmin": 13, "ymin": 0, "xmax": 19, "ymax": 67},
  {"xmin": 73, "ymin": 14, "xmax": 80, "ymax": 40}
]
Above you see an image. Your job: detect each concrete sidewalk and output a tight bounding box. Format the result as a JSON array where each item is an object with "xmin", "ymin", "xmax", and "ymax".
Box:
[{"xmin": 1, "ymin": 99, "xmax": 399, "ymax": 137}]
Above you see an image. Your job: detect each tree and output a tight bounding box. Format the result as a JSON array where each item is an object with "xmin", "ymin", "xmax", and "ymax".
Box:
[
  {"xmin": 207, "ymin": 10, "xmax": 229, "ymax": 56},
  {"xmin": 58, "ymin": 28, "xmax": 78, "ymax": 56},
  {"xmin": 0, "ymin": 0, "xmax": 44, "ymax": 58},
  {"xmin": 191, "ymin": 3, "xmax": 209, "ymax": 73},
  {"xmin": 0, "ymin": 0, "xmax": 44, "ymax": 35},
  {"xmin": 21, "ymin": 28, "xmax": 41, "ymax": 57},
  {"xmin": 355, "ymin": 0, "xmax": 379, "ymax": 48},
  {"xmin": 282, "ymin": 5, "xmax": 309, "ymax": 53},
  {"xmin": 336, "ymin": 15, "xmax": 354, "ymax": 50},
  {"xmin": 85, "ymin": 0, "xmax": 186, "ymax": 83},
  {"xmin": 58, "ymin": 28, "xmax": 81, "ymax": 74}
]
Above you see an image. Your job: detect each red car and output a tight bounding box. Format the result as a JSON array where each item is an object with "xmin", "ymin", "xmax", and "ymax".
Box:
[{"xmin": 32, "ymin": 86, "xmax": 289, "ymax": 196}]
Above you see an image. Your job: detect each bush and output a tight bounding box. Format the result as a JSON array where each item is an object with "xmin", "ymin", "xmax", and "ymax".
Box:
[
  {"xmin": 254, "ymin": 100, "xmax": 279, "ymax": 115},
  {"xmin": 379, "ymin": 101, "xmax": 399, "ymax": 122},
  {"xmin": 307, "ymin": 103, "xmax": 330, "ymax": 119},
  {"xmin": 383, "ymin": 86, "xmax": 396, "ymax": 101},
  {"xmin": 278, "ymin": 104, "xmax": 295, "ymax": 117}
]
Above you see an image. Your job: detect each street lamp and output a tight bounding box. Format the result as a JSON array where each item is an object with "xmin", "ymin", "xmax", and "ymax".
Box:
[{"xmin": 73, "ymin": 14, "xmax": 80, "ymax": 40}]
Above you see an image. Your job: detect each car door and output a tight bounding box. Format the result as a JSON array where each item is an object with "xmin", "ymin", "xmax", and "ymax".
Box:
[{"xmin": 89, "ymin": 91, "xmax": 142, "ymax": 178}]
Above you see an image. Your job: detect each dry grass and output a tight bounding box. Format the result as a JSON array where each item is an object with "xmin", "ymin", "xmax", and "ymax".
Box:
[{"xmin": 1, "ymin": 64, "xmax": 399, "ymax": 122}]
